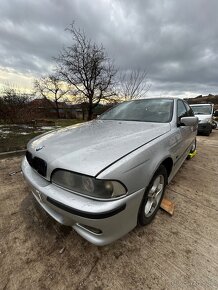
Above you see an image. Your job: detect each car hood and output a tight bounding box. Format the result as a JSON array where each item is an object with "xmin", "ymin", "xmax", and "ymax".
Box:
[
  {"xmin": 195, "ymin": 114, "xmax": 212, "ymax": 122},
  {"xmin": 28, "ymin": 120, "xmax": 171, "ymax": 177}
]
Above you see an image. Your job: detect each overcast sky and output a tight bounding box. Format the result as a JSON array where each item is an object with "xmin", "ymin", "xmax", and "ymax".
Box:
[{"xmin": 0, "ymin": 0, "xmax": 218, "ymax": 97}]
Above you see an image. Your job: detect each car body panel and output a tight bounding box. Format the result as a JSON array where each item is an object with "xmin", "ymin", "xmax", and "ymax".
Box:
[
  {"xmin": 28, "ymin": 120, "xmax": 171, "ymax": 178},
  {"xmin": 22, "ymin": 157, "xmax": 145, "ymax": 246}
]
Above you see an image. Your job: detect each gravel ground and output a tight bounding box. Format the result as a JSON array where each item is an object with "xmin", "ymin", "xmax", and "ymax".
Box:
[{"xmin": 0, "ymin": 131, "xmax": 218, "ymax": 290}]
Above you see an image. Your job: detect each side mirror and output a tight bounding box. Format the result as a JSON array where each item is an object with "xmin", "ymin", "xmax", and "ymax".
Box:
[{"xmin": 180, "ymin": 116, "xmax": 198, "ymax": 126}]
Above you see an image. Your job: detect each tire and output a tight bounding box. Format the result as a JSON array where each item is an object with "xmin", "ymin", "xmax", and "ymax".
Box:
[
  {"xmin": 212, "ymin": 121, "xmax": 217, "ymax": 130},
  {"xmin": 205, "ymin": 124, "xmax": 212, "ymax": 135},
  {"xmin": 138, "ymin": 165, "xmax": 167, "ymax": 226}
]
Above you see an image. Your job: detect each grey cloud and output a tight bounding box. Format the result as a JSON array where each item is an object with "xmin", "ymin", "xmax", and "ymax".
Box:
[{"xmin": 0, "ymin": 0, "xmax": 218, "ymax": 96}]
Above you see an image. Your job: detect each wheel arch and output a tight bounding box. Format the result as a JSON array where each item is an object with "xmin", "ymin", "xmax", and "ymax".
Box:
[
  {"xmin": 144, "ymin": 156, "xmax": 174, "ymax": 194},
  {"xmin": 161, "ymin": 157, "xmax": 173, "ymax": 180}
]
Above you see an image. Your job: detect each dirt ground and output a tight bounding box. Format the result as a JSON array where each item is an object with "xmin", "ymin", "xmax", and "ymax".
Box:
[{"xmin": 0, "ymin": 131, "xmax": 218, "ymax": 290}]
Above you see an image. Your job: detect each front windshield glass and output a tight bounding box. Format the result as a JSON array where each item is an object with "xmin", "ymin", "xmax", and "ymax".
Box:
[
  {"xmin": 100, "ymin": 98, "xmax": 174, "ymax": 123},
  {"xmin": 191, "ymin": 105, "xmax": 212, "ymax": 115}
]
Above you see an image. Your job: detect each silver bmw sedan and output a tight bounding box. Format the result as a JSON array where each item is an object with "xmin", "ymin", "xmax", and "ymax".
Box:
[{"xmin": 22, "ymin": 98, "xmax": 198, "ymax": 245}]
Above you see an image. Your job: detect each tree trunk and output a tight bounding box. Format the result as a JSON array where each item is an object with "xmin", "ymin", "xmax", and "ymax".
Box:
[
  {"xmin": 55, "ymin": 100, "xmax": 60, "ymax": 118},
  {"xmin": 87, "ymin": 98, "xmax": 93, "ymax": 120}
]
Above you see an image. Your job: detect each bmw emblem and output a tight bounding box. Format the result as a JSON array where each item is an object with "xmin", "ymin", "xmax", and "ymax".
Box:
[{"xmin": 36, "ymin": 145, "xmax": 45, "ymax": 152}]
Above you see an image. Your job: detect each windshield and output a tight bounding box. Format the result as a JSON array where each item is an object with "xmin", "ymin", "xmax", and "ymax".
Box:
[
  {"xmin": 100, "ymin": 98, "xmax": 174, "ymax": 123},
  {"xmin": 190, "ymin": 105, "xmax": 212, "ymax": 115}
]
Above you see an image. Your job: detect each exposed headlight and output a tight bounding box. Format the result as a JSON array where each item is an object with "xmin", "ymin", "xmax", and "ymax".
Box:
[{"xmin": 51, "ymin": 170, "xmax": 127, "ymax": 199}]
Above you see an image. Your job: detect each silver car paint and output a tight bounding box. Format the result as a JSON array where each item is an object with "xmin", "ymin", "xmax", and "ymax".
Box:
[
  {"xmin": 22, "ymin": 98, "xmax": 198, "ymax": 245},
  {"xmin": 28, "ymin": 120, "xmax": 171, "ymax": 178},
  {"xmin": 22, "ymin": 158, "xmax": 145, "ymax": 245}
]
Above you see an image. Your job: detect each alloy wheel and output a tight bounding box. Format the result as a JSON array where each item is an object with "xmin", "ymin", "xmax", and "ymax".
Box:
[{"xmin": 144, "ymin": 175, "xmax": 164, "ymax": 217}]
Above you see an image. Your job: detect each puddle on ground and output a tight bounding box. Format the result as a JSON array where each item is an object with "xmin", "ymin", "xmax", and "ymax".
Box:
[{"xmin": 0, "ymin": 124, "xmax": 60, "ymax": 136}]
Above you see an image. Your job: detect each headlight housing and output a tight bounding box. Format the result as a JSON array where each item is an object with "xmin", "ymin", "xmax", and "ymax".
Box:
[{"xmin": 51, "ymin": 169, "xmax": 127, "ymax": 199}]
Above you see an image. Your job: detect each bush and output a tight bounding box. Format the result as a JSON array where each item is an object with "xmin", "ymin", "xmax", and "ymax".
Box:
[{"xmin": 0, "ymin": 88, "xmax": 33, "ymax": 124}]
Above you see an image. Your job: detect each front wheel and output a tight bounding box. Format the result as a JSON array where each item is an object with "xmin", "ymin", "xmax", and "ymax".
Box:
[{"xmin": 138, "ymin": 165, "xmax": 167, "ymax": 226}]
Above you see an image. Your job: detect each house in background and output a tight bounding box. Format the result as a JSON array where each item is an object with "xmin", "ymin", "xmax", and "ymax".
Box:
[
  {"xmin": 29, "ymin": 98, "xmax": 117, "ymax": 120},
  {"xmin": 29, "ymin": 98, "xmax": 77, "ymax": 119}
]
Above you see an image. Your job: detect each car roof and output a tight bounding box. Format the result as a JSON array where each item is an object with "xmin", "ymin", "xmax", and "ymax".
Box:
[
  {"xmin": 190, "ymin": 103, "xmax": 212, "ymax": 106},
  {"xmin": 129, "ymin": 97, "xmax": 180, "ymax": 102}
]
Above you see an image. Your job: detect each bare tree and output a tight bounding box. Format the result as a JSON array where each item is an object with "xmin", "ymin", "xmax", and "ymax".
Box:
[
  {"xmin": 118, "ymin": 69, "xmax": 150, "ymax": 100},
  {"xmin": 34, "ymin": 75, "xmax": 69, "ymax": 118},
  {"xmin": 55, "ymin": 23, "xmax": 117, "ymax": 120}
]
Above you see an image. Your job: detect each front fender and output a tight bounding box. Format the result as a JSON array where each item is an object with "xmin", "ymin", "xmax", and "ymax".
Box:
[{"xmin": 97, "ymin": 131, "xmax": 173, "ymax": 195}]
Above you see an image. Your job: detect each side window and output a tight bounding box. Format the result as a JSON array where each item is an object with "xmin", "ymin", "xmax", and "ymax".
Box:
[
  {"xmin": 184, "ymin": 102, "xmax": 194, "ymax": 116},
  {"xmin": 177, "ymin": 100, "xmax": 187, "ymax": 119}
]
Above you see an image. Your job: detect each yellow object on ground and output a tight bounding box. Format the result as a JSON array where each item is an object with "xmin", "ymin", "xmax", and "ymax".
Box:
[{"xmin": 187, "ymin": 150, "xmax": 197, "ymax": 160}]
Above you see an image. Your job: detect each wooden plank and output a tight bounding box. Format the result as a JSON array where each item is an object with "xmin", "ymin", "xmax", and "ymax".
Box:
[{"xmin": 160, "ymin": 198, "xmax": 175, "ymax": 215}]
